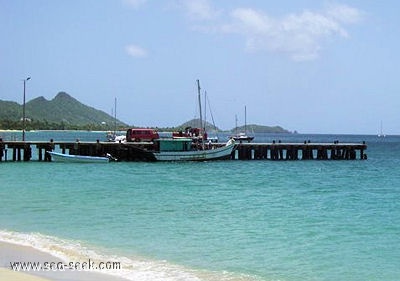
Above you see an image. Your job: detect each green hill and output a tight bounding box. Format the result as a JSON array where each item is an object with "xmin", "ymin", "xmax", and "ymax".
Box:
[
  {"xmin": 0, "ymin": 92, "xmax": 127, "ymax": 128},
  {"xmin": 233, "ymin": 124, "xmax": 290, "ymax": 134},
  {"xmin": 177, "ymin": 118, "xmax": 221, "ymax": 132},
  {"xmin": 0, "ymin": 100, "xmax": 21, "ymax": 118}
]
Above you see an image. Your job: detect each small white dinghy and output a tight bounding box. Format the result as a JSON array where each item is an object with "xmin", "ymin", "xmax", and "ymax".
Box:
[{"xmin": 47, "ymin": 151, "xmax": 115, "ymax": 163}]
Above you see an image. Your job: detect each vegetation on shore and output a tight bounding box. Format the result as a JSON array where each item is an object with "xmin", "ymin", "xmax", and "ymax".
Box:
[
  {"xmin": 0, "ymin": 119, "xmax": 115, "ymax": 131},
  {"xmin": 0, "ymin": 92, "xmax": 292, "ymax": 133}
]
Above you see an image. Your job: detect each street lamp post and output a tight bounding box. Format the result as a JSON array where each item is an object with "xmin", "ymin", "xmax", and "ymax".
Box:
[{"xmin": 22, "ymin": 77, "xmax": 31, "ymax": 141}]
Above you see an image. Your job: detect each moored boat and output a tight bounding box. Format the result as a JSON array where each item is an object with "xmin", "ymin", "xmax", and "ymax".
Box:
[
  {"xmin": 232, "ymin": 132, "xmax": 254, "ymax": 142},
  {"xmin": 153, "ymin": 79, "xmax": 236, "ymax": 161},
  {"xmin": 48, "ymin": 151, "xmax": 115, "ymax": 163},
  {"xmin": 152, "ymin": 138, "xmax": 235, "ymax": 161},
  {"xmin": 230, "ymin": 106, "xmax": 254, "ymax": 143}
]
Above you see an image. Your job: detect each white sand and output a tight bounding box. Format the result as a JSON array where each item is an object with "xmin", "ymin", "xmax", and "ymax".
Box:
[
  {"xmin": 0, "ymin": 268, "xmax": 52, "ymax": 281},
  {"xmin": 0, "ymin": 242, "xmax": 129, "ymax": 281}
]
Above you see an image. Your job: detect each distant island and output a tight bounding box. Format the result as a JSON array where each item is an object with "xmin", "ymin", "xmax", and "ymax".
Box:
[
  {"xmin": 176, "ymin": 119, "xmax": 291, "ymax": 134},
  {"xmin": 0, "ymin": 92, "xmax": 293, "ymax": 133}
]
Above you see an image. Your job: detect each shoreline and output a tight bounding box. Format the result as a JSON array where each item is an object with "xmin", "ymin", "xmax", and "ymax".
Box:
[
  {"xmin": 0, "ymin": 241, "xmax": 129, "ymax": 281},
  {"xmin": 0, "ymin": 232, "xmax": 253, "ymax": 281}
]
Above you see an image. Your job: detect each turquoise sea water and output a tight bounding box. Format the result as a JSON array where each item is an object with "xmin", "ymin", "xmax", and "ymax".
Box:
[{"xmin": 1, "ymin": 131, "xmax": 399, "ymax": 281}]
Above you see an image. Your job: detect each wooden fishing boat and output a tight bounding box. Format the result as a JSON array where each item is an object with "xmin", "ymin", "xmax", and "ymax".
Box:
[
  {"xmin": 152, "ymin": 138, "xmax": 235, "ymax": 161},
  {"xmin": 152, "ymin": 80, "xmax": 235, "ymax": 161}
]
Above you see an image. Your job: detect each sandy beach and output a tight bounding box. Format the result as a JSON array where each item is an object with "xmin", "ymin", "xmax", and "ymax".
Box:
[
  {"xmin": 0, "ymin": 242, "xmax": 129, "ymax": 281},
  {"xmin": 0, "ymin": 268, "xmax": 52, "ymax": 281}
]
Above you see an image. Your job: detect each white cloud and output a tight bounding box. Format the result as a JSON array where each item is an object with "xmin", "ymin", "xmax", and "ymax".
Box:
[
  {"xmin": 125, "ymin": 44, "xmax": 148, "ymax": 58},
  {"xmin": 186, "ymin": 3, "xmax": 364, "ymax": 61},
  {"xmin": 177, "ymin": 0, "xmax": 220, "ymax": 21},
  {"xmin": 123, "ymin": 0, "xmax": 147, "ymax": 9},
  {"xmin": 327, "ymin": 3, "xmax": 364, "ymax": 24}
]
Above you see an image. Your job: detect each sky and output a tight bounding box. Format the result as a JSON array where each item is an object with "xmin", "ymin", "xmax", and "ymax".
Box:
[{"xmin": 1, "ymin": 0, "xmax": 399, "ymax": 134}]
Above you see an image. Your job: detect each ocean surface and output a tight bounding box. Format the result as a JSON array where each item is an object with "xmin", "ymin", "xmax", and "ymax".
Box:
[{"xmin": 1, "ymin": 131, "xmax": 399, "ymax": 281}]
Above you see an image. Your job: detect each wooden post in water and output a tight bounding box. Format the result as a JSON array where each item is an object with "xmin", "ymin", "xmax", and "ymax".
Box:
[
  {"xmin": 278, "ymin": 143, "xmax": 284, "ymax": 160},
  {"xmin": 23, "ymin": 144, "xmax": 31, "ymax": 161},
  {"xmin": 38, "ymin": 147, "xmax": 43, "ymax": 161}
]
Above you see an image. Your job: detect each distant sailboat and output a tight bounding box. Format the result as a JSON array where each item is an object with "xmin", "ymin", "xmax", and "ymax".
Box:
[
  {"xmin": 106, "ymin": 97, "xmax": 126, "ymax": 142},
  {"xmin": 378, "ymin": 121, "xmax": 386, "ymax": 138},
  {"xmin": 231, "ymin": 106, "xmax": 254, "ymax": 142}
]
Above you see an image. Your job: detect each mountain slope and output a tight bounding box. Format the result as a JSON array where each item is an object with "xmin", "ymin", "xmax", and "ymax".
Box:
[
  {"xmin": 0, "ymin": 101, "xmax": 21, "ymax": 119},
  {"xmin": 0, "ymin": 92, "xmax": 126, "ymax": 126}
]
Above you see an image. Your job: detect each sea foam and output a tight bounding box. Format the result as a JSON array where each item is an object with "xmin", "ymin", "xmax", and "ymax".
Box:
[{"xmin": 0, "ymin": 230, "xmax": 260, "ymax": 281}]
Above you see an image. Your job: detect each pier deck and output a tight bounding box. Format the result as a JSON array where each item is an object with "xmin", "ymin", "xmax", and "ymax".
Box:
[{"xmin": 0, "ymin": 140, "xmax": 367, "ymax": 162}]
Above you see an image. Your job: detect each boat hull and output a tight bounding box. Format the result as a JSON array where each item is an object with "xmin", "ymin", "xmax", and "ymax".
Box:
[
  {"xmin": 153, "ymin": 141, "xmax": 235, "ymax": 161},
  {"xmin": 233, "ymin": 136, "xmax": 254, "ymax": 142},
  {"xmin": 48, "ymin": 151, "xmax": 110, "ymax": 163}
]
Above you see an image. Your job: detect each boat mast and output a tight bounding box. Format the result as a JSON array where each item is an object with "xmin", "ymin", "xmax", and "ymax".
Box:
[
  {"xmin": 114, "ymin": 97, "xmax": 117, "ymax": 137},
  {"xmin": 235, "ymin": 114, "xmax": 238, "ymax": 135},
  {"xmin": 245, "ymin": 105, "xmax": 247, "ymax": 135},
  {"xmin": 379, "ymin": 120, "xmax": 385, "ymax": 137},
  {"xmin": 197, "ymin": 79, "xmax": 203, "ymax": 135},
  {"xmin": 204, "ymin": 91, "xmax": 207, "ymax": 133},
  {"xmin": 206, "ymin": 93, "xmax": 218, "ymax": 135}
]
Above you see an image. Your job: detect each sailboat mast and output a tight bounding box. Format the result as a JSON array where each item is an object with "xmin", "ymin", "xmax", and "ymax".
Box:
[
  {"xmin": 235, "ymin": 114, "xmax": 238, "ymax": 135},
  {"xmin": 245, "ymin": 105, "xmax": 247, "ymax": 134},
  {"xmin": 197, "ymin": 79, "xmax": 203, "ymax": 134},
  {"xmin": 204, "ymin": 91, "xmax": 207, "ymax": 133},
  {"xmin": 114, "ymin": 97, "xmax": 117, "ymax": 136}
]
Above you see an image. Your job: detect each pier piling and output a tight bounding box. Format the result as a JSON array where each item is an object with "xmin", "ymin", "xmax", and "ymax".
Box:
[{"xmin": 234, "ymin": 142, "xmax": 367, "ymax": 161}]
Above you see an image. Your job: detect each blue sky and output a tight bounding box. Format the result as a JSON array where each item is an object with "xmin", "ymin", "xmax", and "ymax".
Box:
[{"xmin": 1, "ymin": 0, "xmax": 399, "ymax": 134}]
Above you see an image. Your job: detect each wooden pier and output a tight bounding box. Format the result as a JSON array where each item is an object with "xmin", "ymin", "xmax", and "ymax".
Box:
[
  {"xmin": 233, "ymin": 141, "xmax": 367, "ymax": 160},
  {"xmin": 0, "ymin": 140, "xmax": 367, "ymax": 162}
]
